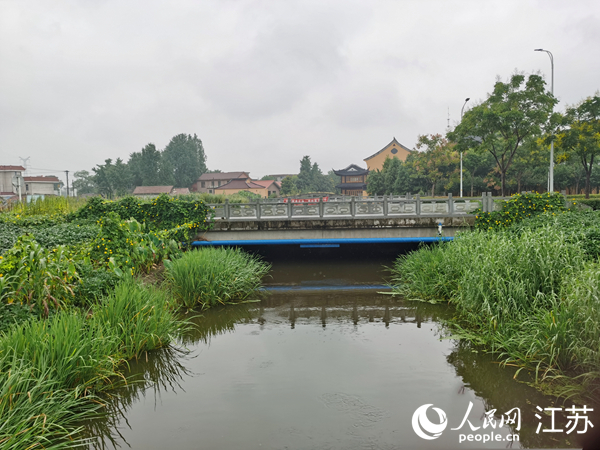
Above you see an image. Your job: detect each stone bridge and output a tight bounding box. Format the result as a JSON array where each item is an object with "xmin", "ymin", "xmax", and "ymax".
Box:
[{"xmin": 193, "ymin": 194, "xmax": 498, "ymax": 245}]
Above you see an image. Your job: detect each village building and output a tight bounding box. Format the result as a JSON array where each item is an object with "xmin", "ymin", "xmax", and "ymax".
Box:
[
  {"xmin": 333, "ymin": 164, "xmax": 369, "ymax": 197},
  {"xmin": 191, "ymin": 172, "xmax": 250, "ymax": 194},
  {"xmin": 0, "ymin": 165, "xmax": 25, "ymax": 198},
  {"xmin": 252, "ymin": 179, "xmax": 281, "ymax": 197},
  {"xmin": 214, "ymin": 179, "xmax": 281, "ymax": 198},
  {"xmin": 24, "ymin": 175, "xmax": 62, "ymax": 196},
  {"xmin": 364, "ymin": 137, "xmax": 411, "ymax": 172}
]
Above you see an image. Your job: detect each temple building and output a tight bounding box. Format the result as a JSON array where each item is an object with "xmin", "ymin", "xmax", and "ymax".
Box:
[
  {"xmin": 333, "ymin": 164, "xmax": 369, "ymax": 197},
  {"xmin": 364, "ymin": 137, "xmax": 411, "ymax": 172}
]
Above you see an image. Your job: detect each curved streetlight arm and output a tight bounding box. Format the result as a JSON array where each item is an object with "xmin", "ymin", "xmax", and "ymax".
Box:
[{"xmin": 534, "ymin": 49, "xmax": 554, "ymax": 95}]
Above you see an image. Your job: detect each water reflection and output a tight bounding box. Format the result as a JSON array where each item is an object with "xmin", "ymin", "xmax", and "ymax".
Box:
[
  {"xmin": 83, "ymin": 346, "xmax": 192, "ymax": 449},
  {"xmin": 84, "ymin": 291, "xmax": 598, "ymax": 449}
]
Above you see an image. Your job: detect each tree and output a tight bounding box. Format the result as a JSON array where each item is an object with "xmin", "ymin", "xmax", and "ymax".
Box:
[
  {"xmin": 554, "ymin": 96, "xmax": 600, "ymax": 198},
  {"xmin": 162, "ymin": 133, "xmax": 207, "ymax": 188},
  {"xmin": 72, "ymin": 170, "xmax": 96, "ymax": 195},
  {"xmin": 92, "ymin": 158, "xmax": 131, "ymax": 198},
  {"xmin": 462, "ymin": 150, "xmax": 495, "ymax": 197},
  {"xmin": 280, "ymin": 176, "xmax": 298, "ymax": 196},
  {"xmin": 139, "ymin": 143, "xmax": 162, "ymax": 185},
  {"xmin": 412, "ymin": 134, "xmax": 459, "ymax": 196},
  {"xmin": 448, "ymin": 73, "xmax": 557, "ymax": 196},
  {"xmin": 296, "ymin": 156, "xmax": 313, "ymax": 192}
]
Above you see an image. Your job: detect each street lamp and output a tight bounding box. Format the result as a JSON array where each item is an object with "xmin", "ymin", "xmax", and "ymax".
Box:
[
  {"xmin": 460, "ymin": 97, "xmax": 470, "ymax": 198},
  {"xmin": 535, "ymin": 48, "xmax": 554, "ymax": 192}
]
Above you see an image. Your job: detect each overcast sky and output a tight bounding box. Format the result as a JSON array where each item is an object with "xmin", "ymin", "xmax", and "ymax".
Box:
[{"xmin": 1, "ymin": 0, "xmax": 599, "ymax": 185}]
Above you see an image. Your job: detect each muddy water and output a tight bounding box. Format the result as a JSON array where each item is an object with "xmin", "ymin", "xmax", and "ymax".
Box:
[{"xmin": 88, "ymin": 250, "xmax": 597, "ymax": 449}]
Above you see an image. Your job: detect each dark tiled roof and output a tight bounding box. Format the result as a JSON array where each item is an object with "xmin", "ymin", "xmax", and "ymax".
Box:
[
  {"xmin": 197, "ymin": 172, "xmax": 249, "ymax": 181},
  {"xmin": 333, "ymin": 164, "xmax": 369, "ymax": 176},
  {"xmin": 133, "ymin": 185, "xmax": 174, "ymax": 195},
  {"xmin": 364, "ymin": 137, "xmax": 411, "ymax": 161}
]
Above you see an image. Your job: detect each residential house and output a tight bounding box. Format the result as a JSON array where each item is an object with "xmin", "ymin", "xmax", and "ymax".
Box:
[
  {"xmin": 253, "ymin": 179, "xmax": 281, "ymax": 197},
  {"xmin": 0, "ymin": 165, "xmax": 25, "ymax": 198},
  {"xmin": 333, "ymin": 164, "xmax": 369, "ymax": 197},
  {"xmin": 191, "ymin": 172, "xmax": 250, "ymax": 194},
  {"xmin": 24, "ymin": 176, "xmax": 62, "ymax": 196},
  {"xmin": 214, "ymin": 179, "xmax": 280, "ymax": 198},
  {"xmin": 364, "ymin": 137, "xmax": 411, "ymax": 172}
]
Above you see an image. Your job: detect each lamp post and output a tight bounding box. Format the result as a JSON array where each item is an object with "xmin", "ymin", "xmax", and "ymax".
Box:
[
  {"xmin": 460, "ymin": 97, "xmax": 470, "ymax": 198},
  {"xmin": 535, "ymin": 48, "xmax": 554, "ymax": 192}
]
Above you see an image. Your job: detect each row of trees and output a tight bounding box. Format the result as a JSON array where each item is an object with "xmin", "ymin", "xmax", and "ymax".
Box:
[
  {"xmin": 279, "ymin": 156, "xmax": 339, "ymax": 196},
  {"xmin": 369, "ymin": 73, "xmax": 600, "ymax": 198},
  {"xmin": 73, "ymin": 134, "xmax": 207, "ymax": 198}
]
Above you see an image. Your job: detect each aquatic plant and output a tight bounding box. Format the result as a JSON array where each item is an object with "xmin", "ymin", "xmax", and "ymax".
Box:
[
  {"xmin": 164, "ymin": 247, "xmax": 270, "ymax": 310},
  {"xmin": 0, "ymin": 280, "xmax": 184, "ymax": 449}
]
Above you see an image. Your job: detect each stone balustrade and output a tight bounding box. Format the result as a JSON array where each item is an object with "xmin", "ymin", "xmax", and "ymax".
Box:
[{"xmin": 207, "ymin": 193, "xmax": 501, "ymax": 221}]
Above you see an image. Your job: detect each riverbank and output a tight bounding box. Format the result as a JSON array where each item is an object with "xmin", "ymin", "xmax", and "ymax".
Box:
[
  {"xmin": 0, "ymin": 196, "xmax": 270, "ymax": 448},
  {"xmin": 389, "ymin": 195, "xmax": 600, "ymax": 400}
]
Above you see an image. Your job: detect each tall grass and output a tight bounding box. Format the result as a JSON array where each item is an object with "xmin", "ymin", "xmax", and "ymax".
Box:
[
  {"xmin": 0, "ymin": 279, "xmax": 184, "ymax": 449},
  {"xmin": 164, "ymin": 247, "xmax": 271, "ymax": 310},
  {"xmin": 389, "ymin": 225, "xmax": 600, "ymax": 398},
  {"xmin": 5, "ymin": 196, "xmax": 87, "ymax": 216}
]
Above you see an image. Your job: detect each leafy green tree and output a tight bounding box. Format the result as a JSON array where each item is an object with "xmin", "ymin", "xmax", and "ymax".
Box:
[
  {"xmin": 127, "ymin": 152, "xmax": 144, "ymax": 187},
  {"xmin": 139, "ymin": 143, "xmax": 162, "ymax": 185},
  {"xmin": 162, "ymin": 134, "xmax": 207, "ymax": 188},
  {"xmin": 554, "ymin": 96, "xmax": 600, "ymax": 198},
  {"xmin": 92, "ymin": 158, "xmax": 131, "ymax": 198},
  {"xmin": 72, "ymin": 170, "xmax": 96, "ymax": 195},
  {"xmin": 412, "ymin": 134, "xmax": 459, "ymax": 196},
  {"xmin": 449, "ymin": 73, "xmax": 557, "ymax": 196},
  {"xmin": 280, "ymin": 176, "xmax": 298, "ymax": 196},
  {"xmin": 296, "ymin": 156, "xmax": 313, "ymax": 192},
  {"xmin": 461, "ymin": 150, "xmax": 494, "ymax": 197}
]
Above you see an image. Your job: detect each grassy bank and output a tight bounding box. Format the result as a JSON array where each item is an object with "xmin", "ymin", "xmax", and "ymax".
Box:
[
  {"xmin": 0, "ymin": 195, "xmax": 270, "ymax": 448},
  {"xmin": 389, "ymin": 207, "xmax": 600, "ymax": 400}
]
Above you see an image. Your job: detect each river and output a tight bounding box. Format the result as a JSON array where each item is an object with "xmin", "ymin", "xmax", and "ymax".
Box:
[{"xmin": 86, "ymin": 246, "xmax": 598, "ymax": 449}]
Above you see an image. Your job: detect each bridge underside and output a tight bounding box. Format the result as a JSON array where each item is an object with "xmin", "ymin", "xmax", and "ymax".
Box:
[{"xmin": 195, "ymin": 216, "xmax": 473, "ymax": 243}]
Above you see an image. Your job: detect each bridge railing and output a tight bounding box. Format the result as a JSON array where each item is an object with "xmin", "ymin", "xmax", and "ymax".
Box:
[{"xmin": 207, "ymin": 192, "xmax": 504, "ymax": 220}]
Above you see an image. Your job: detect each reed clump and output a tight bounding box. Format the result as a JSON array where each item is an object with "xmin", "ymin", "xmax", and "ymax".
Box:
[
  {"xmin": 389, "ymin": 223, "xmax": 600, "ymax": 399},
  {"xmin": 164, "ymin": 247, "xmax": 271, "ymax": 310},
  {"xmin": 0, "ymin": 279, "xmax": 183, "ymax": 449}
]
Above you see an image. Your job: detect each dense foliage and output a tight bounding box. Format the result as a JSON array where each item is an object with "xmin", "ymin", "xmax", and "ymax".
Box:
[
  {"xmin": 0, "ymin": 193, "xmax": 270, "ymax": 449},
  {"xmin": 473, "ymin": 192, "xmax": 567, "ymax": 231}
]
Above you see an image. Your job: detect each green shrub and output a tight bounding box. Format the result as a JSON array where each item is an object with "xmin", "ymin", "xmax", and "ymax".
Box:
[
  {"xmin": 474, "ymin": 192, "xmax": 566, "ymax": 231},
  {"xmin": 164, "ymin": 247, "xmax": 270, "ymax": 310},
  {"xmin": 70, "ymin": 194, "xmax": 214, "ymax": 233}
]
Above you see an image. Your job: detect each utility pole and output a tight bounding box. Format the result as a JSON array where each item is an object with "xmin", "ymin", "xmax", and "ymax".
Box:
[
  {"xmin": 65, "ymin": 170, "xmax": 69, "ymax": 197},
  {"xmin": 14, "ymin": 171, "xmax": 22, "ymax": 202}
]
